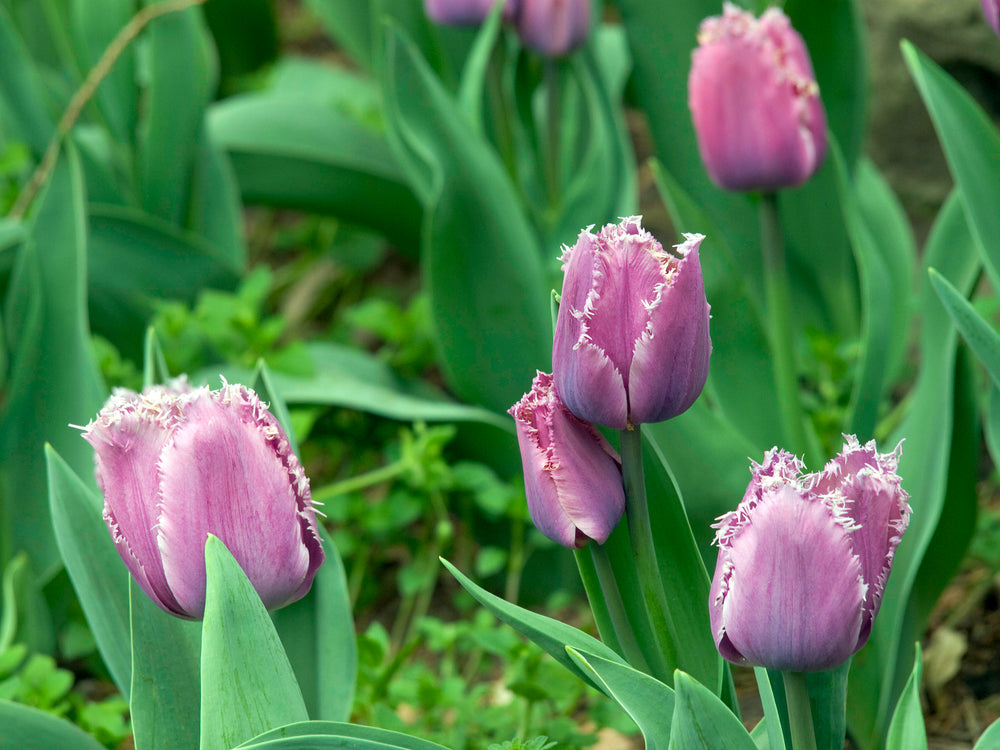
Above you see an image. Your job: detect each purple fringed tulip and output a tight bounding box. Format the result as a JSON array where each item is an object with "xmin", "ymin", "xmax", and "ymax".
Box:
[
  {"xmin": 425, "ymin": 0, "xmax": 517, "ymax": 25},
  {"xmin": 552, "ymin": 218, "xmax": 711, "ymax": 430},
  {"xmin": 82, "ymin": 379, "xmax": 325, "ymax": 620},
  {"xmin": 508, "ymin": 371, "xmax": 625, "ymax": 548},
  {"xmin": 985, "ymin": 0, "xmax": 1000, "ymax": 36},
  {"xmin": 514, "ymin": 0, "xmax": 590, "ymax": 57},
  {"xmin": 688, "ymin": 3, "xmax": 828, "ymax": 192},
  {"xmin": 710, "ymin": 437, "xmax": 911, "ymax": 672}
]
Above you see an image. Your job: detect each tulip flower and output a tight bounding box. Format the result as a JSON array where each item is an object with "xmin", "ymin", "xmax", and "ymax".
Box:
[
  {"xmin": 688, "ymin": 3, "xmax": 828, "ymax": 191},
  {"xmin": 709, "ymin": 437, "xmax": 911, "ymax": 672},
  {"xmin": 82, "ymin": 379, "xmax": 325, "ymax": 619},
  {"xmin": 985, "ymin": 0, "xmax": 1000, "ymax": 36},
  {"xmin": 425, "ymin": 0, "xmax": 517, "ymax": 25},
  {"xmin": 508, "ymin": 371, "xmax": 625, "ymax": 548},
  {"xmin": 515, "ymin": 0, "xmax": 590, "ymax": 57},
  {"xmin": 552, "ymin": 218, "xmax": 711, "ymax": 430}
]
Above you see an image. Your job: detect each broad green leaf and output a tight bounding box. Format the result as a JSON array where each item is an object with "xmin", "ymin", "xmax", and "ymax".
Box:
[
  {"xmin": 46, "ymin": 446, "xmax": 131, "ymax": 699},
  {"xmin": 69, "ymin": 0, "xmax": 136, "ymax": 146},
  {"xmin": 138, "ymin": 0, "xmax": 214, "ymax": 225},
  {"xmin": 642, "ymin": 431, "xmax": 722, "ymax": 694},
  {"xmin": 0, "ymin": 5, "xmax": 55, "ymax": 154},
  {"xmin": 208, "ymin": 92, "xmax": 421, "ymax": 249},
  {"xmin": 0, "ymin": 554, "xmax": 27, "ymax": 653},
  {"xmin": 909, "ymin": 350, "xmax": 979, "ymax": 634},
  {"xmin": 200, "ymin": 536, "xmax": 309, "ymax": 750},
  {"xmin": 0, "ymin": 700, "xmax": 108, "ymax": 750},
  {"xmin": 187, "ymin": 124, "xmax": 249, "ymax": 271},
  {"xmin": 847, "ymin": 190, "xmax": 981, "ymax": 749},
  {"xmin": 441, "ymin": 558, "xmax": 626, "ymax": 692},
  {"xmin": 87, "ymin": 203, "xmax": 241, "ymax": 359},
  {"xmin": 383, "ymin": 26, "xmax": 550, "ymax": 412},
  {"xmin": 271, "ymin": 529, "xmax": 357, "ymax": 722},
  {"xmin": 668, "ymin": 671, "xmax": 756, "ymax": 750},
  {"xmin": 903, "ymin": 41, "xmax": 1000, "ymax": 290},
  {"xmin": 852, "ymin": 159, "xmax": 915, "ymax": 386},
  {"xmin": 130, "ymin": 581, "xmax": 202, "ymax": 750},
  {"xmin": 930, "ymin": 269, "xmax": 1000, "ymax": 388},
  {"xmin": 202, "ymin": 342, "xmax": 513, "ymax": 432},
  {"xmin": 885, "ymin": 644, "xmax": 926, "ymax": 750},
  {"xmin": 974, "ymin": 717, "xmax": 1000, "ymax": 750},
  {"xmin": 1, "ymin": 147, "xmax": 105, "ymax": 581},
  {"xmin": 567, "ymin": 647, "xmax": 673, "ymax": 750},
  {"xmin": 831, "ymin": 143, "xmax": 894, "ymax": 440},
  {"xmin": 236, "ymin": 721, "xmax": 453, "ymax": 750}
]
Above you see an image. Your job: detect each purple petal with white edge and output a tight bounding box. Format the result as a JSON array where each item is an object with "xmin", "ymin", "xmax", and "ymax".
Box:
[
  {"xmin": 84, "ymin": 386, "xmax": 188, "ymax": 616},
  {"xmin": 553, "ymin": 227, "xmax": 630, "ymax": 428},
  {"xmin": 628, "ymin": 234, "xmax": 711, "ymax": 423},
  {"xmin": 156, "ymin": 385, "xmax": 321, "ymax": 618},
  {"xmin": 509, "ymin": 372, "xmax": 624, "ymax": 548},
  {"xmin": 717, "ymin": 485, "xmax": 866, "ymax": 671}
]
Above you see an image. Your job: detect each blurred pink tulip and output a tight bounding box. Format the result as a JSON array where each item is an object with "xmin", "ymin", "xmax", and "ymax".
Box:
[
  {"xmin": 984, "ymin": 0, "xmax": 1000, "ymax": 36},
  {"xmin": 83, "ymin": 380, "xmax": 325, "ymax": 619},
  {"xmin": 710, "ymin": 437, "xmax": 910, "ymax": 671},
  {"xmin": 509, "ymin": 371, "xmax": 625, "ymax": 548},
  {"xmin": 425, "ymin": 0, "xmax": 517, "ymax": 25},
  {"xmin": 515, "ymin": 0, "xmax": 590, "ymax": 57},
  {"xmin": 553, "ymin": 218, "xmax": 711, "ymax": 430},
  {"xmin": 689, "ymin": 3, "xmax": 828, "ymax": 191}
]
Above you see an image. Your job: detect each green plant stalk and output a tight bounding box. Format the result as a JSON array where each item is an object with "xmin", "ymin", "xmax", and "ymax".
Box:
[
  {"xmin": 782, "ymin": 671, "xmax": 818, "ymax": 750},
  {"xmin": 759, "ymin": 192, "xmax": 821, "ymax": 465},
  {"xmin": 620, "ymin": 426, "xmax": 677, "ymax": 682},
  {"xmin": 487, "ymin": 41, "xmax": 517, "ymax": 182},
  {"xmin": 589, "ymin": 543, "xmax": 650, "ymax": 672},
  {"xmin": 505, "ymin": 515, "xmax": 525, "ymax": 604},
  {"xmin": 544, "ymin": 59, "xmax": 562, "ymax": 208}
]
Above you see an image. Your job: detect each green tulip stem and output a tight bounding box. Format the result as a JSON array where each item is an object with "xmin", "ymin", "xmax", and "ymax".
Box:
[
  {"xmin": 620, "ymin": 425, "xmax": 678, "ymax": 681},
  {"xmin": 588, "ymin": 543, "xmax": 650, "ymax": 672},
  {"xmin": 782, "ymin": 671, "xmax": 818, "ymax": 750},
  {"xmin": 759, "ymin": 192, "xmax": 821, "ymax": 465},
  {"xmin": 544, "ymin": 59, "xmax": 562, "ymax": 208}
]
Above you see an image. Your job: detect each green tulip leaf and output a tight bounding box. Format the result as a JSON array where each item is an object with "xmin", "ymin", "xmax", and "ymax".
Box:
[
  {"xmin": 46, "ymin": 446, "xmax": 131, "ymax": 699},
  {"xmin": 235, "ymin": 720, "xmax": 454, "ymax": 750},
  {"xmin": 974, "ymin": 716, "xmax": 1000, "ymax": 750},
  {"xmin": 0, "ymin": 700, "xmax": 108, "ymax": 750},
  {"xmin": 200, "ymin": 536, "xmax": 309, "ymax": 750},
  {"xmin": 566, "ymin": 647, "xmax": 674, "ymax": 750},
  {"xmin": 885, "ymin": 644, "xmax": 927, "ymax": 750},
  {"xmin": 441, "ymin": 558, "xmax": 625, "ymax": 692},
  {"xmin": 668, "ymin": 671, "xmax": 756, "ymax": 750},
  {"xmin": 903, "ymin": 40, "xmax": 1000, "ymax": 291}
]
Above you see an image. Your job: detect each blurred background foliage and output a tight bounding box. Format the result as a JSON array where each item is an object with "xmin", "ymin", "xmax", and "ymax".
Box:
[{"xmin": 0, "ymin": 0, "xmax": 999, "ymax": 748}]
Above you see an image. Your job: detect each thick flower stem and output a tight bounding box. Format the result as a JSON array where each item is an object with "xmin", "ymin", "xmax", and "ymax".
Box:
[
  {"xmin": 759, "ymin": 192, "xmax": 821, "ymax": 466},
  {"xmin": 620, "ymin": 426, "xmax": 678, "ymax": 682},
  {"xmin": 589, "ymin": 543, "xmax": 650, "ymax": 672},
  {"xmin": 544, "ymin": 59, "xmax": 562, "ymax": 208},
  {"xmin": 782, "ymin": 671, "xmax": 818, "ymax": 750}
]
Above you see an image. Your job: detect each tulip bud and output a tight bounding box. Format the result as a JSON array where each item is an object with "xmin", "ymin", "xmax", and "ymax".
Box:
[
  {"xmin": 985, "ymin": 0, "xmax": 1000, "ymax": 36},
  {"xmin": 688, "ymin": 3, "xmax": 828, "ymax": 192},
  {"xmin": 425, "ymin": 0, "xmax": 517, "ymax": 25},
  {"xmin": 82, "ymin": 380, "xmax": 325, "ymax": 620},
  {"xmin": 508, "ymin": 371, "xmax": 625, "ymax": 548},
  {"xmin": 552, "ymin": 218, "xmax": 711, "ymax": 430},
  {"xmin": 709, "ymin": 436, "xmax": 911, "ymax": 672},
  {"xmin": 514, "ymin": 0, "xmax": 590, "ymax": 57}
]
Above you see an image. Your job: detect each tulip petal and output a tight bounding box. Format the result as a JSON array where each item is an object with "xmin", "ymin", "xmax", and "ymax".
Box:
[
  {"xmin": 689, "ymin": 3, "xmax": 827, "ymax": 191},
  {"xmin": 156, "ymin": 388, "xmax": 317, "ymax": 617},
  {"xmin": 84, "ymin": 387, "xmax": 187, "ymax": 616},
  {"xmin": 717, "ymin": 485, "xmax": 866, "ymax": 671},
  {"xmin": 629, "ymin": 234, "xmax": 711, "ymax": 423}
]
